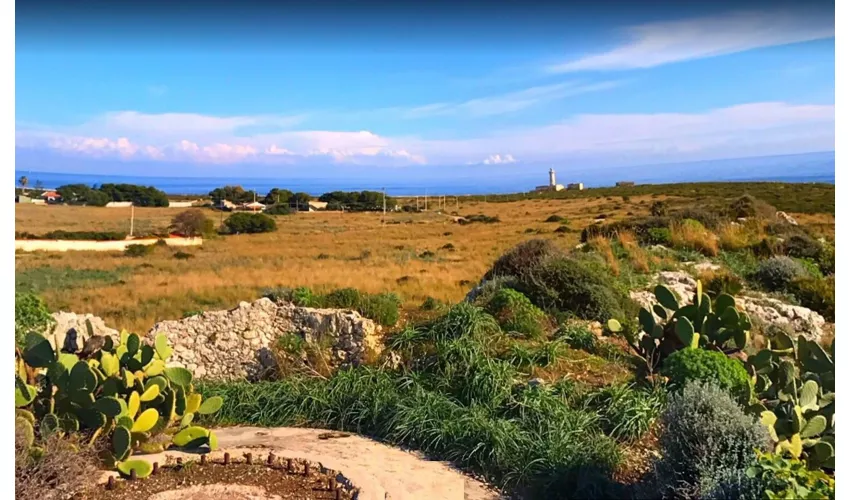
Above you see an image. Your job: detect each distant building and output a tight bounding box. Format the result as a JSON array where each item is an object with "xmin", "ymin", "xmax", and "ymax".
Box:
[
  {"xmin": 218, "ymin": 200, "xmax": 238, "ymax": 210},
  {"xmin": 307, "ymin": 201, "xmax": 328, "ymax": 212},
  {"xmin": 41, "ymin": 191, "xmax": 60, "ymax": 202},
  {"xmin": 534, "ymin": 168, "xmax": 566, "ymax": 192},
  {"xmin": 168, "ymin": 200, "xmax": 198, "ymax": 208},
  {"xmin": 616, "ymin": 181, "xmax": 636, "ymax": 187},
  {"xmin": 16, "ymin": 194, "xmax": 32, "ymax": 204},
  {"xmin": 105, "ymin": 201, "xmax": 133, "ymax": 208},
  {"xmin": 567, "ymin": 183, "xmax": 584, "ymax": 191},
  {"xmin": 241, "ymin": 201, "xmax": 266, "ymax": 212}
]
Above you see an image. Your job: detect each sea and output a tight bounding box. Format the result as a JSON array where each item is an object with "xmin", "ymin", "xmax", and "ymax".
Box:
[{"xmin": 14, "ymin": 152, "xmax": 835, "ymax": 197}]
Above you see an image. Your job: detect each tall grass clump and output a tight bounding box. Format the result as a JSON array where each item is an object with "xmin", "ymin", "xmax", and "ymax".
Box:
[
  {"xmin": 653, "ymin": 381, "xmax": 771, "ymax": 499},
  {"xmin": 581, "ymin": 382, "xmax": 666, "ymax": 442},
  {"xmin": 587, "ymin": 236, "xmax": 620, "ymax": 276},
  {"xmin": 617, "ymin": 231, "xmax": 650, "ymax": 273},
  {"xmin": 670, "ymin": 219, "xmax": 718, "ymax": 256}
]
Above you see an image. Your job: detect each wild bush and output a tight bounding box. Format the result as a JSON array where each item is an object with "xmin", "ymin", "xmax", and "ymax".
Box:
[
  {"xmin": 358, "ymin": 293, "xmax": 402, "ymax": 327},
  {"xmin": 788, "ymin": 275, "xmax": 835, "ymax": 321},
  {"xmin": 516, "ymin": 256, "xmax": 631, "ymax": 322},
  {"xmin": 751, "ymin": 256, "xmax": 806, "ymax": 292},
  {"xmin": 33, "ymin": 230, "xmax": 128, "ymax": 241},
  {"xmin": 264, "ymin": 204, "xmax": 292, "ymax": 215},
  {"xmin": 15, "ymin": 426, "xmax": 98, "ymax": 500},
  {"xmin": 15, "ymin": 292, "xmax": 54, "ymax": 347},
  {"xmin": 582, "ymin": 216, "xmax": 671, "ymax": 245},
  {"xmin": 483, "ymin": 239, "xmax": 564, "ymax": 282},
  {"xmin": 661, "ymin": 348, "xmax": 752, "ymax": 405},
  {"xmin": 650, "ymin": 200, "xmax": 668, "ymax": 216},
  {"xmin": 670, "ymin": 208, "xmax": 722, "ymax": 229},
  {"xmin": 484, "ymin": 288, "xmax": 549, "ymax": 339},
  {"xmin": 544, "ymin": 214, "xmax": 565, "ymax": 223},
  {"xmin": 169, "ymin": 209, "xmax": 214, "ymax": 237},
  {"xmin": 654, "ymin": 381, "xmax": 771, "ymax": 499},
  {"xmin": 782, "ymin": 233, "xmax": 823, "ymax": 260},
  {"xmin": 124, "ymin": 244, "xmax": 155, "ymax": 257},
  {"xmin": 730, "ymin": 194, "xmax": 777, "ymax": 219},
  {"xmin": 173, "ymin": 251, "xmax": 194, "ymax": 260},
  {"xmin": 706, "ymin": 451, "xmax": 835, "ymax": 500},
  {"xmin": 700, "ymin": 268, "xmax": 745, "ymax": 297},
  {"xmin": 223, "ymin": 212, "xmax": 277, "ymax": 234}
]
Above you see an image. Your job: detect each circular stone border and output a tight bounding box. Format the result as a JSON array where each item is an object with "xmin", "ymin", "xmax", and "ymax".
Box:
[{"xmin": 95, "ymin": 427, "xmax": 502, "ymax": 500}]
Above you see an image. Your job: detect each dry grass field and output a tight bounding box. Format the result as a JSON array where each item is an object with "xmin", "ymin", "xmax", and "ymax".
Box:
[{"xmin": 15, "ymin": 193, "xmax": 833, "ymax": 333}]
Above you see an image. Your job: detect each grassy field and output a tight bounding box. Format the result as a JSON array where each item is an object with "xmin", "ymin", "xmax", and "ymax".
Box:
[{"xmin": 14, "ymin": 185, "xmax": 835, "ymax": 333}]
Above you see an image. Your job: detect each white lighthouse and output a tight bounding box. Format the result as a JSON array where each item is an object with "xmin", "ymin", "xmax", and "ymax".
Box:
[{"xmin": 535, "ymin": 168, "xmax": 566, "ymax": 192}]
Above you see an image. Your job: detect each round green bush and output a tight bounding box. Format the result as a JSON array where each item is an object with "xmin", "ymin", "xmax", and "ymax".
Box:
[
  {"xmin": 484, "ymin": 288, "xmax": 548, "ymax": 338},
  {"xmin": 483, "ymin": 239, "xmax": 565, "ymax": 282},
  {"xmin": 518, "ymin": 256, "xmax": 630, "ymax": 322},
  {"xmin": 788, "ymin": 276, "xmax": 834, "ymax": 322},
  {"xmin": 661, "ymin": 348, "xmax": 752, "ymax": 405},
  {"xmin": 751, "ymin": 256, "xmax": 805, "ymax": 291},
  {"xmin": 223, "ymin": 212, "xmax": 277, "ymax": 234}
]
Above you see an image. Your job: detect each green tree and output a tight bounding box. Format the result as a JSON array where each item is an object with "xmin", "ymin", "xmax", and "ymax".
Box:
[
  {"xmin": 170, "ymin": 209, "xmax": 214, "ymax": 237},
  {"xmin": 18, "ymin": 176, "xmax": 28, "ymax": 193},
  {"xmin": 262, "ymin": 188, "xmax": 294, "ymax": 205}
]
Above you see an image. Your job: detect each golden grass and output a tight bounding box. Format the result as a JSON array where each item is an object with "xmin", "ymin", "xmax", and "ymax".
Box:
[
  {"xmin": 669, "ymin": 221, "xmax": 719, "ymax": 257},
  {"xmin": 16, "ymin": 196, "xmax": 660, "ymax": 332},
  {"xmin": 716, "ymin": 221, "xmax": 765, "ymax": 251},
  {"xmin": 616, "ymin": 231, "xmax": 650, "ymax": 273},
  {"xmin": 587, "ymin": 236, "xmax": 619, "ymax": 276}
]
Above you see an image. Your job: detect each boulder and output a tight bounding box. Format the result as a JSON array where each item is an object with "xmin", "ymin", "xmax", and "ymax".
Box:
[
  {"xmin": 46, "ymin": 311, "xmax": 119, "ymax": 353},
  {"xmin": 775, "ymin": 211, "xmax": 799, "ymax": 226},
  {"xmin": 147, "ymin": 298, "xmax": 383, "ymax": 381}
]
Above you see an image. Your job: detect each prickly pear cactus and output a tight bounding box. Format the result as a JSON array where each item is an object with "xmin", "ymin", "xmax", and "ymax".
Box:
[
  {"xmin": 15, "ymin": 329, "xmax": 224, "ymax": 476},
  {"xmin": 608, "ymin": 280, "xmax": 752, "ymax": 371},
  {"xmin": 747, "ymin": 328, "xmax": 835, "ymax": 471}
]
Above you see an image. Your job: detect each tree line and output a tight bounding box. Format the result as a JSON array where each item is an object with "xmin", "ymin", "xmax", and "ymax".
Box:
[
  {"xmin": 54, "ymin": 183, "xmax": 170, "ymax": 207},
  {"xmin": 208, "ymin": 186, "xmax": 396, "ymax": 212}
]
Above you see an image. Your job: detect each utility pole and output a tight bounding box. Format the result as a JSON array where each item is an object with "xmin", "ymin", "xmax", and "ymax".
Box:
[
  {"xmin": 129, "ymin": 204, "xmax": 135, "ymax": 237},
  {"xmin": 382, "ymin": 187, "xmax": 386, "ymax": 224},
  {"xmin": 456, "ymin": 196, "xmax": 459, "ymax": 211},
  {"xmin": 425, "ymin": 195, "xmax": 428, "ymax": 211}
]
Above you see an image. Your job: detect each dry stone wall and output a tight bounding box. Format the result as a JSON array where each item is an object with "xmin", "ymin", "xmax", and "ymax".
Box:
[
  {"xmin": 44, "ymin": 299, "xmax": 382, "ymax": 382},
  {"xmin": 146, "ymin": 298, "xmax": 382, "ymax": 381}
]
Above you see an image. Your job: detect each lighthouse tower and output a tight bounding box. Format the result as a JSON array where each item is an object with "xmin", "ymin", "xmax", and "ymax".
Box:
[{"xmin": 549, "ymin": 168, "xmax": 556, "ymax": 187}]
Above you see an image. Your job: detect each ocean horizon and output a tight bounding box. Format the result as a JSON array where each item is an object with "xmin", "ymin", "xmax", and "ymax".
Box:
[{"xmin": 14, "ymin": 152, "xmax": 835, "ymax": 197}]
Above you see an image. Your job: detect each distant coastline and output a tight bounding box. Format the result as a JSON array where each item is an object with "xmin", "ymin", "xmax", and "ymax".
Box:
[{"xmin": 15, "ymin": 152, "xmax": 835, "ymax": 197}]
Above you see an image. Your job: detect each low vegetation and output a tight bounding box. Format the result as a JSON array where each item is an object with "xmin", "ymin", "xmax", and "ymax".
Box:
[{"xmin": 222, "ymin": 212, "xmax": 277, "ymax": 234}]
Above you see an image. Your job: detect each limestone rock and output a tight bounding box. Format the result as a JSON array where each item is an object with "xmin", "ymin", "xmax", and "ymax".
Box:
[
  {"xmin": 775, "ymin": 211, "xmax": 799, "ymax": 226},
  {"xmin": 47, "ymin": 311, "xmax": 119, "ymax": 353},
  {"xmin": 146, "ymin": 298, "xmax": 383, "ymax": 381}
]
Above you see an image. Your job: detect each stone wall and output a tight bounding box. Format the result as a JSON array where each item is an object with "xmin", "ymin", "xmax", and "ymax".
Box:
[{"xmin": 146, "ymin": 298, "xmax": 382, "ymax": 381}]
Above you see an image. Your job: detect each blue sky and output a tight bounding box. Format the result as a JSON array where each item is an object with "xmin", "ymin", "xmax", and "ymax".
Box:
[{"xmin": 15, "ymin": 1, "xmax": 835, "ymax": 177}]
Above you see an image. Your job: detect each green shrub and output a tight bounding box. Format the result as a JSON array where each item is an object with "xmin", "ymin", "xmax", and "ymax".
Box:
[
  {"xmin": 817, "ymin": 242, "xmax": 835, "ymax": 275},
  {"xmin": 702, "ymin": 269, "xmax": 744, "ymax": 297},
  {"xmin": 323, "ymin": 287, "xmax": 362, "ymax": 309},
  {"xmin": 32, "ymin": 230, "xmax": 128, "ymax": 241},
  {"xmin": 15, "ymin": 293, "xmax": 54, "ymax": 347},
  {"xmin": 582, "ymin": 216, "xmax": 671, "ymax": 245},
  {"xmin": 223, "ymin": 212, "xmax": 277, "ymax": 234},
  {"xmin": 291, "ymin": 287, "xmax": 317, "ymax": 307},
  {"xmin": 420, "ymin": 296, "xmax": 444, "ymax": 311},
  {"xmin": 751, "ymin": 256, "xmax": 806, "ymax": 292},
  {"xmin": 359, "ymin": 293, "xmax": 402, "ymax": 327},
  {"xmin": 731, "ymin": 194, "xmax": 777, "ymax": 219},
  {"xmin": 518, "ymin": 256, "xmax": 631, "ymax": 322},
  {"xmin": 655, "ymin": 381, "xmax": 771, "ymax": 499},
  {"xmin": 264, "ymin": 204, "xmax": 292, "ymax": 215},
  {"xmin": 793, "ymin": 257, "xmax": 824, "ymax": 279},
  {"xmin": 647, "ymin": 227, "xmax": 672, "ymax": 245},
  {"xmin": 788, "ymin": 275, "xmax": 835, "ymax": 321},
  {"xmin": 124, "ymin": 244, "xmax": 155, "ymax": 257},
  {"xmin": 544, "ymin": 215, "xmax": 565, "ymax": 223},
  {"xmin": 482, "ymin": 239, "xmax": 564, "ymax": 282},
  {"xmin": 173, "ymin": 251, "xmax": 194, "ymax": 260},
  {"xmin": 782, "ymin": 234, "xmax": 823, "ymax": 260},
  {"xmin": 661, "ymin": 348, "xmax": 752, "ymax": 405},
  {"xmin": 671, "ymin": 209, "xmax": 722, "ymax": 229},
  {"xmin": 169, "ymin": 209, "xmax": 214, "ymax": 237},
  {"xmin": 484, "ymin": 288, "xmax": 548, "ymax": 338}
]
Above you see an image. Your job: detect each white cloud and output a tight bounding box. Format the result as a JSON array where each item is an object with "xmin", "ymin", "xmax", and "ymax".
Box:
[
  {"xmin": 548, "ymin": 9, "xmax": 834, "ymax": 73},
  {"xmin": 402, "ymin": 80, "xmax": 622, "ymax": 118},
  {"xmin": 475, "ymin": 154, "xmax": 517, "ymax": 165},
  {"xmin": 15, "ymin": 102, "xmax": 833, "ymax": 167}
]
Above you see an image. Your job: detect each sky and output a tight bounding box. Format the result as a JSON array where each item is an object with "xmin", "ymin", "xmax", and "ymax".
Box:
[{"xmin": 15, "ymin": 0, "xmax": 836, "ymax": 181}]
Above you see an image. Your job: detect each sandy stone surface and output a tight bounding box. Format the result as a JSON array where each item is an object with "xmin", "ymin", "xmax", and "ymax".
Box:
[
  {"xmin": 148, "ymin": 484, "xmax": 283, "ymax": 500},
  {"xmin": 99, "ymin": 426, "xmax": 502, "ymax": 500}
]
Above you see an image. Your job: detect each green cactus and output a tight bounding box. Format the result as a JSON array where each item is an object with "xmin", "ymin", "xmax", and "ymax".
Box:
[
  {"xmin": 608, "ymin": 280, "xmax": 752, "ymax": 371},
  {"xmin": 746, "ymin": 331, "xmax": 835, "ymax": 471},
  {"xmin": 117, "ymin": 459, "xmax": 153, "ymax": 479},
  {"xmin": 14, "ymin": 328, "xmax": 224, "ymax": 478}
]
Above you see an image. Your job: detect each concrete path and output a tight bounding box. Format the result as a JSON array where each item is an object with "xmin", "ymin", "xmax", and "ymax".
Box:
[{"xmin": 99, "ymin": 426, "xmax": 502, "ymax": 500}]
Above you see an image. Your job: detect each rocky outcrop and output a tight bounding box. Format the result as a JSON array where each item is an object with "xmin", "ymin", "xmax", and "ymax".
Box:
[
  {"xmin": 630, "ymin": 271, "xmax": 826, "ymax": 342},
  {"xmin": 776, "ymin": 211, "xmax": 799, "ymax": 226},
  {"xmin": 45, "ymin": 311, "xmax": 120, "ymax": 354},
  {"xmin": 146, "ymin": 298, "xmax": 382, "ymax": 381}
]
